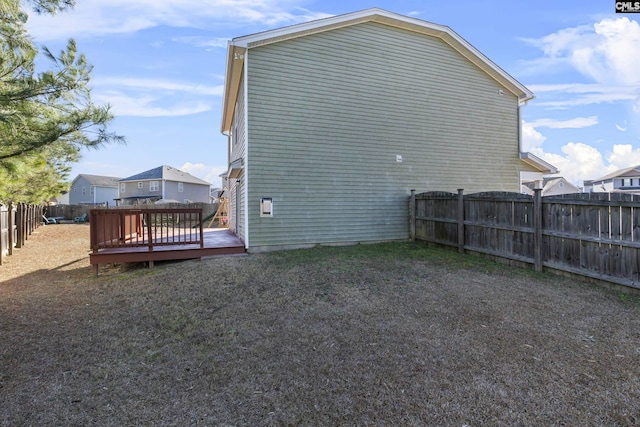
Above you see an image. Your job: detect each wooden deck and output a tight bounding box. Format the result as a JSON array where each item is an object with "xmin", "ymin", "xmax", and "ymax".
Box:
[{"xmin": 89, "ymin": 228, "xmax": 245, "ymax": 275}]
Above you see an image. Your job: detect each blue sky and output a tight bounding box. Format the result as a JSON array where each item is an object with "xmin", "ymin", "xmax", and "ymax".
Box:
[{"xmin": 26, "ymin": 0, "xmax": 640, "ymax": 188}]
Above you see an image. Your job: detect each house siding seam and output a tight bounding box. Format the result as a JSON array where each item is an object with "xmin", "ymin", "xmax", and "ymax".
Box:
[
  {"xmin": 244, "ymin": 22, "xmax": 524, "ymax": 248},
  {"xmin": 229, "ymin": 76, "xmax": 247, "ymax": 243}
]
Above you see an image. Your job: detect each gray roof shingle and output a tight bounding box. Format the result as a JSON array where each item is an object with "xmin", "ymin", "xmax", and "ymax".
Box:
[{"xmin": 120, "ymin": 165, "xmax": 210, "ymax": 185}]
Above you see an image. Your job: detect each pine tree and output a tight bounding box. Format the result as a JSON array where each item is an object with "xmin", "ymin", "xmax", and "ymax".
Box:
[{"xmin": 0, "ymin": 0, "xmax": 124, "ymax": 203}]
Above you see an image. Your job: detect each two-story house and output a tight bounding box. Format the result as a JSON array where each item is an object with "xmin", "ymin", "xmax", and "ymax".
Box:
[
  {"xmin": 585, "ymin": 165, "xmax": 640, "ymax": 194},
  {"xmin": 522, "ymin": 177, "xmax": 580, "ymax": 196},
  {"xmin": 117, "ymin": 165, "xmax": 211, "ymax": 205},
  {"xmin": 69, "ymin": 174, "xmax": 121, "ymax": 206},
  {"xmin": 220, "ymin": 8, "xmax": 556, "ymax": 252}
]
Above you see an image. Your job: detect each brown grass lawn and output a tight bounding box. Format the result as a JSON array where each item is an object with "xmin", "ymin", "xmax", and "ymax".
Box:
[{"xmin": 1, "ymin": 223, "xmax": 640, "ymax": 426}]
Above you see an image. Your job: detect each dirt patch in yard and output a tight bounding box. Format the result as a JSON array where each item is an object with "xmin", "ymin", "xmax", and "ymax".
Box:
[{"xmin": 1, "ymin": 224, "xmax": 640, "ymax": 426}]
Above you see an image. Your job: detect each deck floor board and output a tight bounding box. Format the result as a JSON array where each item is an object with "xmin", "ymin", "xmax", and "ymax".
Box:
[{"xmin": 90, "ymin": 228, "xmax": 245, "ymax": 274}]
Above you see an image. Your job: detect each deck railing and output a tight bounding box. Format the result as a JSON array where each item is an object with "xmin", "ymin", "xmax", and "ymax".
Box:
[{"xmin": 90, "ymin": 208, "xmax": 204, "ymax": 252}]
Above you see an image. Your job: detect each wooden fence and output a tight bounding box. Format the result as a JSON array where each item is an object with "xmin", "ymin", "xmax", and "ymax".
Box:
[
  {"xmin": 410, "ymin": 190, "xmax": 640, "ymax": 290},
  {"xmin": 0, "ymin": 203, "xmax": 44, "ymax": 266}
]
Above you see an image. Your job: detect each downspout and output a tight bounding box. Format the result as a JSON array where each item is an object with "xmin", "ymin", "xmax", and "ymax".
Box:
[
  {"xmin": 243, "ymin": 50, "xmax": 250, "ymax": 250},
  {"xmin": 517, "ymin": 100, "xmax": 523, "ymax": 190}
]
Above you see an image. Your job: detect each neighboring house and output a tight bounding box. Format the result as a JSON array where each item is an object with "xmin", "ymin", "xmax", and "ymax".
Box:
[
  {"xmin": 116, "ymin": 165, "xmax": 211, "ymax": 205},
  {"xmin": 522, "ymin": 177, "xmax": 580, "ymax": 196},
  {"xmin": 584, "ymin": 165, "xmax": 640, "ymax": 194},
  {"xmin": 221, "ymin": 8, "xmax": 557, "ymax": 252},
  {"xmin": 69, "ymin": 174, "xmax": 121, "ymax": 206},
  {"xmin": 50, "ymin": 191, "xmax": 69, "ymax": 205}
]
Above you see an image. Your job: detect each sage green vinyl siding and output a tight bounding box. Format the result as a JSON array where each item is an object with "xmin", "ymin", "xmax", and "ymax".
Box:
[{"xmin": 245, "ymin": 22, "xmax": 523, "ymax": 249}]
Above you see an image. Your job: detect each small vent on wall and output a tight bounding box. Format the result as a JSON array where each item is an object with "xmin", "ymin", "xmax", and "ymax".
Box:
[{"xmin": 260, "ymin": 198, "xmax": 273, "ymax": 217}]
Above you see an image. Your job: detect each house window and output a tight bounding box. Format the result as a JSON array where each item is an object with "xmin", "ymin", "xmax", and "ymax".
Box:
[
  {"xmin": 622, "ymin": 178, "xmax": 631, "ymax": 187},
  {"xmin": 90, "ymin": 186, "xmax": 94, "ymax": 195},
  {"xmin": 82, "ymin": 187, "xmax": 86, "ymax": 195},
  {"xmin": 138, "ymin": 182, "xmax": 144, "ymax": 189},
  {"xmin": 120, "ymin": 183, "xmax": 126, "ymax": 193},
  {"xmin": 178, "ymin": 182, "xmax": 184, "ymax": 193},
  {"xmin": 150, "ymin": 181, "xmax": 159, "ymax": 192}
]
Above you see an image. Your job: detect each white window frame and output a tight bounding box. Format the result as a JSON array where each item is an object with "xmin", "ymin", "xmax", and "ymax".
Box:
[
  {"xmin": 150, "ymin": 181, "xmax": 159, "ymax": 192},
  {"xmin": 137, "ymin": 182, "xmax": 144, "ymax": 189},
  {"xmin": 120, "ymin": 183, "xmax": 126, "ymax": 193},
  {"xmin": 178, "ymin": 182, "xmax": 184, "ymax": 193}
]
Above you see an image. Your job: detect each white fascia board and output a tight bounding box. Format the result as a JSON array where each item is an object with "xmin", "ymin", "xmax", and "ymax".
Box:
[{"xmin": 520, "ymin": 152, "xmax": 559, "ymax": 174}]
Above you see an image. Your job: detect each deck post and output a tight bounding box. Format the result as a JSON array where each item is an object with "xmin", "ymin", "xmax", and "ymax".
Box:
[
  {"xmin": 146, "ymin": 211, "xmax": 153, "ymax": 252},
  {"xmin": 199, "ymin": 209, "xmax": 204, "ymax": 248},
  {"xmin": 457, "ymin": 189, "xmax": 465, "ymax": 254}
]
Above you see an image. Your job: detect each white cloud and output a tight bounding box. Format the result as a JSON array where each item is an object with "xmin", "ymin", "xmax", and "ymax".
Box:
[
  {"xmin": 172, "ymin": 36, "xmax": 230, "ymax": 49},
  {"xmin": 523, "ymin": 18, "xmax": 640, "ymax": 114},
  {"xmin": 180, "ymin": 162, "xmax": 227, "ymax": 185},
  {"xmin": 525, "ymin": 18, "xmax": 640, "ymax": 86},
  {"xmin": 89, "ymin": 77, "xmax": 222, "ymax": 117},
  {"xmin": 521, "ymin": 121, "xmax": 546, "ymax": 151},
  {"xmin": 26, "ymin": 0, "xmax": 332, "ymax": 41},
  {"xmin": 607, "ymin": 144, "xmax": 640, "ymax": 169},
  {"xmin": 522, "ymin": 121, "xmax": 640, "ymax": 186},
  {"xmin": 527, "ymin": 116, "xmax": 598, "ymax": 129},
  {"xmin": 93, "ymin": 91, "xmax": 211, "ymax": 117},
  {"xmin": 531, "ymin": 142, "xmax": 610, "ymax": 186},
  {"xmin": 93, "ymin": 77, "xmax": 223, "ymax": 96},
  {"xmin": 528, "ymin": 83, "xmax": 637, "ymax": 109}
]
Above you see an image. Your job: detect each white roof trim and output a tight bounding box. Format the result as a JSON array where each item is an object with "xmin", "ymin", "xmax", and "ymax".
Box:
[
  {"xmin": 231, "ymin": 8, "xmax": 532, "ymax": 99},
  {"xmin": 520, "ymin": 152, "xmax": 559, "ymax": 174}
]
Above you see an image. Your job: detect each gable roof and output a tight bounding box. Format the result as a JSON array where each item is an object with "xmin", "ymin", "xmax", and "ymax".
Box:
[
  {"xmin": 542, "ymin": 177, "xmax": 579, "ymax": 192},
  {"xmin": 519, "ymin": 152, "xmax": 559, "ymax": 174},
  {"xmin": 222, "ymin": 7, "xmax": 534, "ymax": 133},
  {"xmin": 72, "ymin": 174, "xmax": 122, "ymax": 187},
  {"xmin": 121, "ymin": 165, "xmax": 210, "ymax": 186},
  {"xmin": 591, "ymin": 165, "xmax": 640, "ymax": 183}
]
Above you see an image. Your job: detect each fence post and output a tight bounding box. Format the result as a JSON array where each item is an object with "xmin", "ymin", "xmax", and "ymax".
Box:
[
  {"xmin": 457, "ymin": 189, "xmax": 465, "ymax": 254},
  {"xmin": 534, "ymin": 188, "xmax": 543, "ymax": 272},
  {"xmin": 409, "ymin": 189, "xmax": 416, "ymax": 242},
  {"xmin": 7, "ymin": 203, "xmax": 13, "ymax": 255},
  {"xmin": 1, "ymin": 204, "xmax": 5, "ymax": 265},
  {"xmin": 15, "ymin": 203, "xmax": 23, "ymax": 249}
]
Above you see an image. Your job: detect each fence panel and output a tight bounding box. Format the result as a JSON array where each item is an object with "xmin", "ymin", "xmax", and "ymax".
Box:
[
  {"xmin": 0, "ymin": 205, "xmax": 7, "ymax": 264},
  {"xmin": 411, "ymin": 190, "xmax": 640, "ymax": 290},
  {"xmin": 414, "ymin": 192, "xmax": 458, "ymax": 247},
  {"xmin": 464, "ymin": 192, "xmax": 535, "ymax": 263},
  {"xmin": 0, "ymin": 203, "xmax": 42, "ymax": 266}
]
